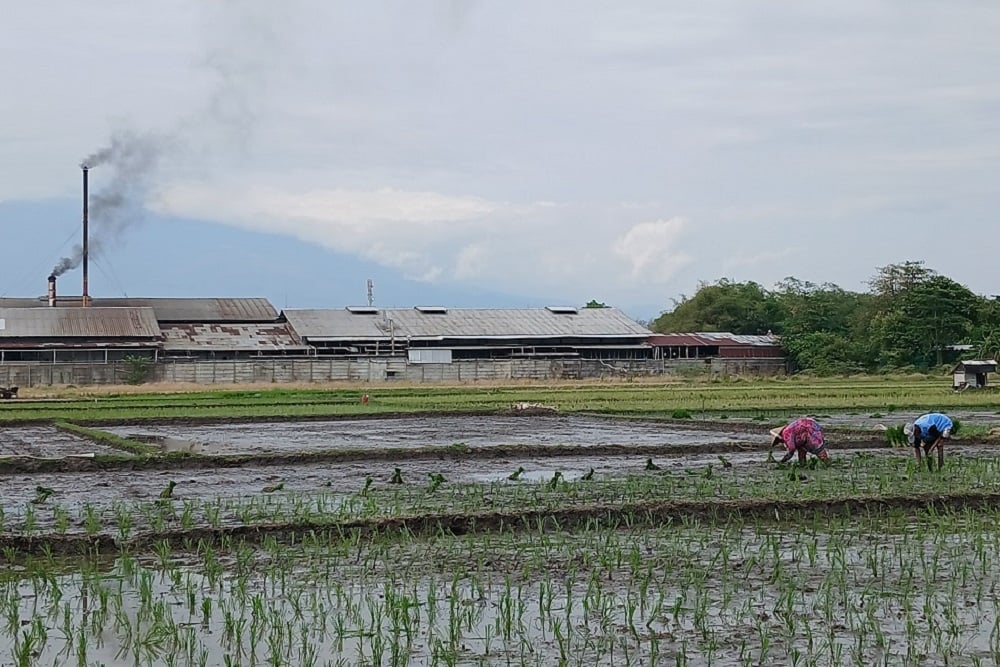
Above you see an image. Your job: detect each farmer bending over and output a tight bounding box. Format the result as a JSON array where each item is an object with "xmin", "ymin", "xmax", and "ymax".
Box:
[
  {"xmin": 770, "ymin": 417, "xmax": 830, "ymax": 465},
  {"xmin": 904, "ymin": 413, "xmax": 952, "ymax": 472}
]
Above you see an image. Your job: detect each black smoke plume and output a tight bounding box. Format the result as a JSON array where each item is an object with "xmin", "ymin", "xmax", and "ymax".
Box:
[{"xmin": 51, "ymin": 131, "xmax": 161, "ymax": 277}]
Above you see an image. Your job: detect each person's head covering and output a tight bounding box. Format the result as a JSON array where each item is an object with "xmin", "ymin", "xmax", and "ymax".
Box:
[
  {"xmin": 903, "ymin": 422, "xmax": 915, "ymax": 446},
  {"xmin": 769, "ymin": 426, "xmax": 784, "ymax": 447}
]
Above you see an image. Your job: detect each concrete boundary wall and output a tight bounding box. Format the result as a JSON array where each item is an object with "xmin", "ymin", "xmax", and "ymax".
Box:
[{"xmin": 0, "ymin": 357, "xmax": 786, "ymax": 387}]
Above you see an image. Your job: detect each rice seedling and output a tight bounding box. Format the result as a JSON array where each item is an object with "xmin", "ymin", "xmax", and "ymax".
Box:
[
  {"xmin": 427, "ymin": 473, "xmax": 446, "ymax": 493},
  {"xmin": 30, "ymin": 486, "xmax": 54, "ymax": 505},
  {"xmin": 3, "ymin": 398, "xmax": 1000, "ymax": 665}
]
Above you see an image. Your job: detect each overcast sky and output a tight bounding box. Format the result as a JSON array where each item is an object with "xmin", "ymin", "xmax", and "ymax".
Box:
[{"xmin": 1, "ymin": 1, "xmax": 998, "ymax": 318}]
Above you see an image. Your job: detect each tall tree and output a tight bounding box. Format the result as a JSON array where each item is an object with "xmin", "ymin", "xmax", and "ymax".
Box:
[
  {"xmin": 972, "ymin": 298, "xmax": 1000, "ymax": 359},
  {"xmin": 871, "ymin": 275, "xmax": 979, "ymax": 367},
  {"xmin": 773, "ymin": 279, "xmax": 872, "ymax": 373},
  {"xmin": 651, "ymin": 280, "xmax": 783, "ymax": 334},
  {"xmin": 868, "ymin": 261, "xmax": 933, "ymax": 299}
]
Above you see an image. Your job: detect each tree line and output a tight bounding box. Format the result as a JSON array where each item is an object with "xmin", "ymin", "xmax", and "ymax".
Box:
[{"xmin": 649, "ymin": 261, "xmax": 998, "ymax": 374}]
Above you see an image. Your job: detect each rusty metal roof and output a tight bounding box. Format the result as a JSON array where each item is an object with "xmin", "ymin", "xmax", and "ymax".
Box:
[
  {"xmin": 0, "ymin": 297, "xmax": 278, "ymax": 322},
  {"xmin": 284, "ymin": 307, "xmax": 652, "ymax": 341},
  {"xmin": 648, "ymin": 332, "xmax": 780, "ymax": 347},
  {"xmin": 160, "ymin": 323, "xmax": 307, "ymax": 351},
  {"xmin": 283, "ymin": 309, "xmax": 394, "ymax": 340},
  {"xmin": 0, "ymin": 307, "xmax": 161, "ymax": 338}
]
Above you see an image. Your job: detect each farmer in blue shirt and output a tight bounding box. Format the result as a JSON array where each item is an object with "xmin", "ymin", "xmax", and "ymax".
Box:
[{"xmin": 904, "ymin": 413, "xmax": 953, "ymax": 471}]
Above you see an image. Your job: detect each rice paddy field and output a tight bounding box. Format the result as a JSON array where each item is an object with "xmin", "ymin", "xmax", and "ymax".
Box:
[{"xmin": 2, "ymin": 377, "xmax": 1000, "ymax": 666}]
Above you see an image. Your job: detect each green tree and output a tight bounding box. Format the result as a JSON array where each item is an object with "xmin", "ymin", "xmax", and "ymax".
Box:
[
  {"xmin": 782, "ymin": 332, "xmax": 865, "ymax": 375},
  {"xmin": 870, "ymin": 274, "xmax": 979, "ymax": 367},
  {"xmin": 774, "ymin": 278, "xmax": 863, "ymax": 336},
  {"xmin": 772, "ymin": 279, "xmax": 872, "ymax": 373},
  {"xmin": 970, "ymin": 297, "xmax": 1000, "ymax": 359},
  {"xmin": 123, "ymin": 355, "xmax": 153, "ymax": 385},
  {"xmin": 651, "ymin": 279, "xmax": 784, "ymax": 334},
  {"xmin": 868, "ymin": 260, "xmax": 933, "ymax": 299},
  {"xmin": 583, "ymin": 300, "xmax": 608, "ymax": 308}
]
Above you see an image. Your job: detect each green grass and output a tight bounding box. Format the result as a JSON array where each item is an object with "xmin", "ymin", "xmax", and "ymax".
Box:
[
  {"xmin": 53, "ymin": 422, "xmax": 159, "ymax": 456},
  {"xmin": 1, "ymin": 376, "xmax": 998, "ymax": 423}
]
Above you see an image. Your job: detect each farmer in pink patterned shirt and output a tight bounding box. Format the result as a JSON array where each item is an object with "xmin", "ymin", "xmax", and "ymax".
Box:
[{"xmin": 770, "ymin": 417, "xmax": 830, "ymax": 464}]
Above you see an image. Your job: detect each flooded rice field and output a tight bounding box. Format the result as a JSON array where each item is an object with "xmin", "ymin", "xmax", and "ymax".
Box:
[
  {"xmin": 105, "ymin": 415, "xmax": 755, "ymax": 456},
  {"xmin": 4, "ymin": 413, "xmax": 1000, "ymax": 666},
  {"xmin": 4, "ymin": 515, "xmax": 1000, "ymax": 666},
  {"xmin": 0, "ymin": 449, "xmax": 771, "ymax": 522},
  {"xmin": 0, "ymin": 425, "xmax": 122, "ymax": 458}
]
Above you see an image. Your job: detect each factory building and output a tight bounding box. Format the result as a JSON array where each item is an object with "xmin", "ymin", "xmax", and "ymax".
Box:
[
  {"xmin": 0, "ymin": 269, "xmax": 784, "ymax": 385},
  {"xmin": 0, "ymin": 293, "xmax": 303, "ymax": 361},
  {"xmin": 0, "ymin": 306, "xmax": 161, "ymax": 363},
  {"xmin": 647, "ymin": 331, "xmax": 787, "ymax": 375},
  {"xmin": 0, "ymin": 161, "xmax": 684, "ymax": 385},
  {"xmin": 283, "ymin": 306, "xmax": 653, "ymax": 361},
  {"xmin": 0, "ymin": 282, "xmax": 668, "ymax": 385},
  {"xmin": 647, "ymin": 332, "xmax": 783, "ymax": 360}
]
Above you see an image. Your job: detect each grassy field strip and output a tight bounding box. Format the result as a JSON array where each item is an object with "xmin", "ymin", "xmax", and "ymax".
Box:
[
  {"xmin": 52, "ymin": 422, "xmax": 158, "ymax": 456},
  {"xmin": 3, "ymin": 492, "xmax": 1000, "ymax": 557},
  {"xmin": 0, "ymin": 377, "xmax": 998, "ymax": 423}
]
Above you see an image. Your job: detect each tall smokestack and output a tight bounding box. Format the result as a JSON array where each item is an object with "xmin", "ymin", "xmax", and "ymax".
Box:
[
  {"xmin": 81, "ymin": 165, "xmax": 89, "ymax": 307},
  {"xmin": 47, "ymin": 275, "xmax": 57, "ymax": 307}
]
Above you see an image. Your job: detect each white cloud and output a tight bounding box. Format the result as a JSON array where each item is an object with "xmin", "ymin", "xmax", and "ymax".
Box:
[
  {"xmin": 153, "ymin": 179, "xmax": 693, "ymax": 302},
  {"xmin": 453, "ymin": 243, "xmax": 489, "ymax": 280},
  {"xmin": 4, "ymin": 2, "xmax": 1000, "ymax": 310},
  {"xmin": 155, "ymin": 183, "xmax": 495, "ymax": 279},
  {"xmin": 613, "ymin": 218, "xmax": 692, "ymax": 283}
]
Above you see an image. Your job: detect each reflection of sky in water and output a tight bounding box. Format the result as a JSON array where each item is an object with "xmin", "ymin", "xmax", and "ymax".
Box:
[{"xmin": 107, "ymin": 415, "xmax": 750, "ymax": 455}]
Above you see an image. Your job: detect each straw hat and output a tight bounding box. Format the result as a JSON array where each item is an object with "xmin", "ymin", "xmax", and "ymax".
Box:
[{"xmin": 769, "ymin": 426, "xmax": 784, "ymax": 446}]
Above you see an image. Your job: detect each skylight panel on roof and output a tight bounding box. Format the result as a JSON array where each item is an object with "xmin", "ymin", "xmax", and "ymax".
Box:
[
  {"xmin": 346, "ymin": 306, "xmax": 379, "ymax": 314},
  {"xmin": 414, "ymin": 306, "xmax": 448, "ymax": 314},
  {"xmin": 545, "ymin": 306, "xmax": 579, "ymax": 314}
]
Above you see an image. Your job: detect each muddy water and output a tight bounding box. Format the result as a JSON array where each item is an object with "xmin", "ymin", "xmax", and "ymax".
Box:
[
  {"xmin": 106, "ymin": 415, "xmax": 753, "ymax": 455},
  {"xmin": 0, "ymin": 450, "xmax": 960, "ymax": 533},
  {"xmin": 4, "ymin": 520, "xmax": 999, "ymax": 667},
  {"xmin": 0, "ymin": 450, "xmax": 768, "ymax": 523},
  {"xmin": 0, "ymin": 425, "xmax": 122, "ymax": 457}
]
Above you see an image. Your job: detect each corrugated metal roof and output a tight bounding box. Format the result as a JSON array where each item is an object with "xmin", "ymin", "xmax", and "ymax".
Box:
[
  {"xmin": 284, "ymin": 307, "xmax": 652, "ymax": 341},
  {"xmin": 160, "ymin": 323, "xmax": 307, "ymax": 351},
  {"xmin": 0, "ymin": 307, "xmax": 161, "ymax": 338},
  {"xmin": 649, "ymin": 332, "xmax": 780, "ymax": 347},
  {"xmin": 0, "ymin": 297, "xmax": 277, "ymax": 322},
  {"xmin": 953, "ymin": 360, "xmax": 997, "ymax": 371},
  {"xmin": 283, "ymin": 309, "xmax": 398, "ymax": 340}
]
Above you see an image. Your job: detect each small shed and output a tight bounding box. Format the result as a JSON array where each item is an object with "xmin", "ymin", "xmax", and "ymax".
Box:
[{"xmin": 952, "ymin": 360, "xmax": 997, "ymax": 390}]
